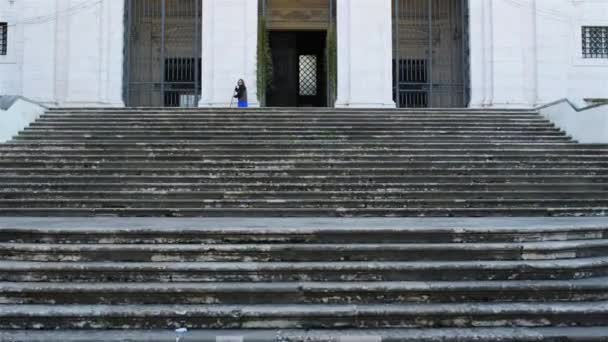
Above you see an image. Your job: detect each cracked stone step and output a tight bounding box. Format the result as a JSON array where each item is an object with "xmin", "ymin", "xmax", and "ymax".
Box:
[
  {"xmin": 2, "ymin": 183, "xmax": 608, "ymax": 193},
  {"xmin": 1, "ymin": 199, "xmax": 607, "ymax": 210},
  {"xmin": 1, "ymin": 257, "xmax": 607, "ymax": 282},
  {"xmin": 0, "ymin": 175, "xmax": 606, "ymax": 184},
  {"xmin": 1, "ymin": 191, "xmax": 606, "ymax": 201},
  {"xmin": 1, "ymin": 207, "xmax": 605, "ymax": 217},
  {"xmin": 2, "ymin": 240, "xmax": 607, "ymax": 262},
  {"xmin": 2, "ymin": 217, "xmax": 606, "ymax": 244},
  {"xmin": 2, "ymin": 168, "xmax": 605, "ymax": 177},
  {"xmin": 3, "ymin": 161, "xmax": 608, "ymax": 169},
  {"xmin": 1, "ymin": 302, "xmax": 608, "ymax": 329},
  {"xmin": 2, "ymin": 278, "xmax": 608, "ymax": 305}
]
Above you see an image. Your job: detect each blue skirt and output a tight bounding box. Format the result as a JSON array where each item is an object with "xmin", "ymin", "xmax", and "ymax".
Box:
[{"xmin": 238, "ymin": 100, "xmax": 248, "ymax": 108}]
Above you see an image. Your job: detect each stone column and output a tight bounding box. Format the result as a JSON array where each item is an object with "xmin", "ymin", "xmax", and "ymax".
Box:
[
  {"xmin": 199, "ymin": 0, "xmax": 259, "ymax": 107},
  {"xmin": 335, "ymin": 0, "xmax": 395, "ymax": 108}
]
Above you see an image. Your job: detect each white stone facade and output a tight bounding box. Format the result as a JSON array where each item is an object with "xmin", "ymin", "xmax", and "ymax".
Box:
[{"xmin": 1, "ymin": 0, "xmax": 607, "ymax": 108}]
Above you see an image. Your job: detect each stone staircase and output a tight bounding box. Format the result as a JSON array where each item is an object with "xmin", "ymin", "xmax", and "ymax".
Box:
[
  {"xmin": 0, "ymin": 217, "xmax": 608, "ymax": 341},
  {"xmin": 1, "ymin": 108, "xmax": 608, "ymax": 341},
  {"xmin": 0, "ymin": 107, "xmax": 607, "ymax": 217}
]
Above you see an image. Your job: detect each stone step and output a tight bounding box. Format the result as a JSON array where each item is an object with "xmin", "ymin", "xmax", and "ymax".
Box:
[
  {"xmin": 1, "ymin": 207, "xmax": 605, "ymax": 217},
  {"xmin": 41, "ymin": 108, "xmax": 539, "ymax": 117},
  {"xmin": 1, "ymin": 198, "xmax": 607, "ymax": 210},
  {"xmin": 3, "ymin": 149, "xmax": 605, "ymax": 156},
  {"xmin": 46, "ymin": 107, "xmax": 537, "ymax": 112},
  {"xmin": 3, "ymin": 160, "xmax": 608, "ymax": 167},
  {"xmin": 30, "ymin": 123, "xmax": 559, "ymax": 130},
  {"xmin": 5, "ymin": 144, "xmax": 601, "ymax": 151},
  {"xmin": 2, "ymin": 240, "xmax": 607, "ymax": 262},
  {"xmin": 1, "ymin": 257, "xmax": 607, "ymax": 282},
  {"xmin": 23, "ymin": 126, "xmax": 563, "ymax": 131},
  {"xmin": 1, "ymin": 217, "xmax": 605, "ymax": 244},
  {"xmin": 2, "ymin": 167, "xmax": 605, "ymax": 176},
  {"xmin": 17, "ymin": 133, "xmax": 569, "ymax": 139},
  {"xmin": 1, "ymin": 302, "xmax": 607, "ymax": 329},
  {"xmin": 1, "ymin": 191, "xmax": 606, "ymax": 201},
  {"xmin": 29, "ymin": 119, "xmax": 557, "ymax": 132},
  {"xmin": 2, "ymin": 183, "xmax": 607, "ymax": 193},
  {"xmin": 3, "ymin": 161, "xmax": 608, "ymax": 169},
  {"xmin": 0, "ymin": 175, "xmax": 605, "ymax": 183},
  {"xmin": 2, "ymin": 279, "xmax": 607, "ymax": 305},
  {"xmin": 12, "ymin": 138, "xmax": 575, "ymax": 145},
  {"xmin": 30, "ymin": 115, "xmax": 555, "ymax": 127},
  {"xmin": 39, "ymin": 113, "xmax": 545, "ymax": 119},
  {"xmin": 2, "ymin": 327, "xmax": 608, "ymax": 342}
]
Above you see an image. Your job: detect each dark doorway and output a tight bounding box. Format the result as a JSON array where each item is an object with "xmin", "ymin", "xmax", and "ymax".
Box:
[{"xmin": 267, "ymin": 31, "xmax": 327, "ymax": 107}]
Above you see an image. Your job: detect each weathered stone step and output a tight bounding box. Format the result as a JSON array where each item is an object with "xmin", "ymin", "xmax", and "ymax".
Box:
[
  {"xmin": 31, "ymin": 121, "xmax": 557, "ymax": 128},
  {"xmin": 1, "ymin": 257, "xmax": 607, "ymax": 282},
  {"xmin": 47, "ymin": 107, "xmax": 537, "ymax": 112},
  {"xmin": 23, "ymin": 126, "xmax": 563, "ymax": 132},
  {"xmin": 17, "ymin": 133, "xmax": 569, "ymax": 140},
  {"xmin": 3, "ymin": 183, "xmax": 607, "ymax": 193},
  {"xmin": 2, "ymin": 149, "xmax": 605, "ymax": 156},
  {"xmin": 2, "ymin": 240, "xmax": 607, "ymax": 262},
  {"xmin": 3, "ymin": 161, "xmax": 607, "ymax": 169},
  {"xmin": 2, "ymin": 191, "xmax": 606, "ymax": 201},
  {"xmin": 2, "ymin": 217, "xmax": 605, "ymax": 244},
  {"xmin": 6, "ymin": 143, "xmax": 591, "ymax": 150},
  {"xmin": 39, "ymin": 113, "xmax": 544, "ymax": 119},
  {"xmin": 2, "ymin": 279, "xmax": 607, "ymax": 305},
  {"xmin": 3, "ymin": 158, "xmax": 608, "ymax": 166},
  {"xmin": 27, "ymin": 124, "xmax": 562, "ymax": 131},
  {"xmin": 24, "ymin": 125, "xmax": 563, "ymax": 131},
  {"xmin": 2, "ymin": 206, "xmax": 605, "ymax": 217},
  {"xmin": 0, "ymin": 175, "xmax": 605, "ymax": 184},
  {"xmin": 12, "ymin": 138, "xmax": 574, "ymax": 144},
  {"xmin": 34, "ymin": 117, "xmax": 551, "ymax": 124},
  {"xmin": 2, "ymin": 167, "xmax": 605, "ymax": 177},
  {"xmin": 34, "ymin": 111, "xmax": 549, "ymax": 116},
  {"xmin": 2, "ymin": 327, "xmax": 607, "ymax": 342},
  {"xmin": 1, "ymin": 198, "xmax": 607, "ymax": 210},
  {"xmin": 1, "ymin": 302, "xmax": 607, "ymax": 329}
]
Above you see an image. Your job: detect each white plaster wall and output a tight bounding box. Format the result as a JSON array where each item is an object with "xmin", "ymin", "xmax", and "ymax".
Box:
[
  {"xmin": 335, "ymin": 0, "xmax": 395, "ymax": 108},
  {"xmin": 469, "ymin": 0, "xmax": 608, "ymax": 108},
  {"xmin": 0, "ymin": 0, "xmax": 23, "ymax": 96},
  {"xmin": 540, "ymin": 101, "xmax": 608, "ymax": 144},
  {"xmin": 0, "ymin": 0, "xmax": 125, "ymax": 107},
  {"xmin": 199, "ymin": 0, "xmax": 259, "ymax": 108},
  {"xmin": 0, "ymin": 98, "xmax": 45, "ymax": 143}
]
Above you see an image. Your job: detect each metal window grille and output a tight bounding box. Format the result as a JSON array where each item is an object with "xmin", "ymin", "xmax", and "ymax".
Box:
[
  {"xmin": 124, "ymin": 0, "xmax": 202, "ymax": 107},
  {"xmin": 299, "ymin": 55, "xmax": 317, "ymax": 96},
  {"xmin": 582, "ymin": 26, "xmax": 608, "ymax": 59},
  {"xmin": 0, "ymin": 23, "xmax": 7, "ymax": 56},
  {"xmin": 393, "ymin": 0, "xmax": 469, "ymax": 108}
]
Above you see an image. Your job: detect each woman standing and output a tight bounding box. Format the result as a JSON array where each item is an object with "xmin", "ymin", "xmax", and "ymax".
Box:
[{"xmin": 234, "ymin": 79, "xmax": 248, "ymax": 108}]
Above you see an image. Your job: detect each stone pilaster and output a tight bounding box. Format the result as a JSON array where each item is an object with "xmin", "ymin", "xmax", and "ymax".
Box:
[
  {"xmin": 334, "ymin": 0, "xmax": 395, "ymax": 108},
  {"xmin": 199, "ymin": 0, "xmax": 259, "ymax": 108}
]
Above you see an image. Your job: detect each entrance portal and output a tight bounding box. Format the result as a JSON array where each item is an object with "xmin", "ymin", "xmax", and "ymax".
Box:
[
  {"xmin": 393, "ymin": 0, "xmax": 469, "ymax": 108},
  {"xmin": 267, "ymin": 31, "xmax": 327, "ymax": 107},
  {"xmin": 124, "ymin": 0, "xmax": 202, "ymax": 107}
]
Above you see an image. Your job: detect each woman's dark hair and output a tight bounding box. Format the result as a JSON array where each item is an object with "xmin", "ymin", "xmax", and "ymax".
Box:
[{"xmin": 238, "ymin": 79, "xmax": 247, "ymax": 88}]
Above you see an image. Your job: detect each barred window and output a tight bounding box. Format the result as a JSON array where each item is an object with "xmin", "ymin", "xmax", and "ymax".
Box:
[
  {"xmin": 582, "ymin": 26, "xmax": 608, "ymax": 59},
  {"xmin": 0, "ymin": 23, "xmax": 7, "ymax": 56}
]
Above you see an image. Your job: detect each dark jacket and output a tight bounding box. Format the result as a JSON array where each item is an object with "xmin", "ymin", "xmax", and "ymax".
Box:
[{"xmin": 234, "ymin": 85, "xmax": 248, "ymax": 102}]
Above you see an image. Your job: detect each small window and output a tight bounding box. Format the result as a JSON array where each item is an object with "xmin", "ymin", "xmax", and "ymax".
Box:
[
  {"xmin": 0, "ymin": 23, "xmax": 7, "ymax": 56},
  {"xmin": 582, "ymin": 26, "xmax": 608, "ymax": 59},
  {"xmin": 299, "ymin": 55, "xmax": 317, "ymax": 96}
]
